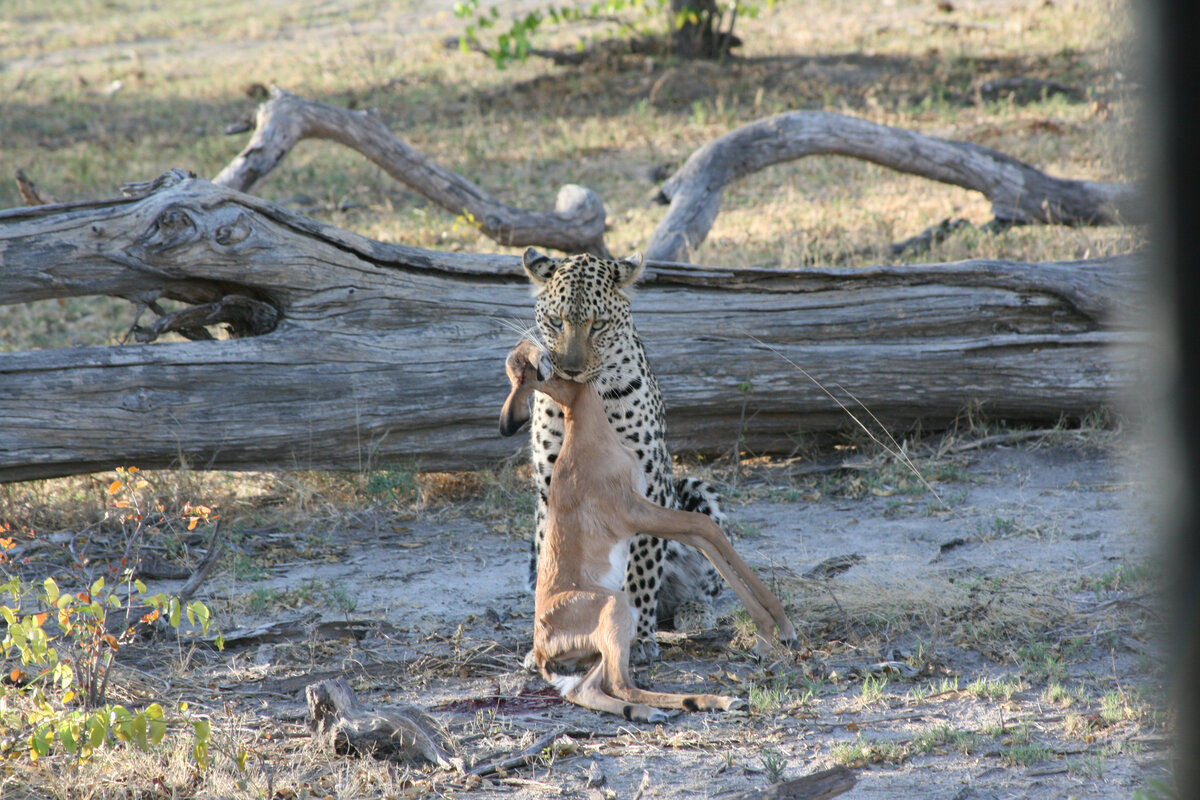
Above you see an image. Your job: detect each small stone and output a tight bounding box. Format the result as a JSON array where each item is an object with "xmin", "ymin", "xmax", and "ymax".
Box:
[{"xmin": 585, "ymin": 759, "xmax": 606, "ymax": 788}]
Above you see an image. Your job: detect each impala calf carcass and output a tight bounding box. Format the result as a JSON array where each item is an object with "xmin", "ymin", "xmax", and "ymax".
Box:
[{"xmin": 500, "ymin": 339, "xmax": 796, "ymax": 722}]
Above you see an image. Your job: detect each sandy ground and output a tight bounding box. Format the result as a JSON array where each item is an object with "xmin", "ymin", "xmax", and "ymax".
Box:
[{"xmin": 181, "ymin": 439, "xmax": 1168, "ymax": 799}]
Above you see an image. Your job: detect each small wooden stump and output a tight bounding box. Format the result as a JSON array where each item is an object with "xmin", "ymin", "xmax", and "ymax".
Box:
[{"xmin": 305, "ymin": 678, "xmax": 456, "ymax": 768}]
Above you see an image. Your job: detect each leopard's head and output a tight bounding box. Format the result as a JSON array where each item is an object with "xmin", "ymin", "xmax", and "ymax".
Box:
[{"xmin": 521, "ymin": 247, "xmax": 644, "ymax": 383}]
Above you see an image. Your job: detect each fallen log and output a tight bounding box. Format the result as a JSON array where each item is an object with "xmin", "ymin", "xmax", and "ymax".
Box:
[
  {"xmin": 0, "ymin": 171, "xmax": 1141, "ymax": 482},
  {"xmin": 647, "ymin": 110, "xmax": 1144, "ymax": 262}
]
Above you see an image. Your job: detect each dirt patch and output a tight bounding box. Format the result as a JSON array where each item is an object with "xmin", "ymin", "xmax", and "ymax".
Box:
[{"xmin": 159, "ymin": 440, "xmax": 1166, "ymax": 799}]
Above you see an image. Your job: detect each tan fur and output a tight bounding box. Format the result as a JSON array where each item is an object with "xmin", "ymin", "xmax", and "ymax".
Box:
[{"xmin": 501, "ymin": 340, "xmax": 797, "ymax": 722}]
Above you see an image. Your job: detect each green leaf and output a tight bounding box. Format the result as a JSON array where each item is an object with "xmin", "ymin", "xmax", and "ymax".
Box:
[
  {"xmin": 189, "ymin": 602, "xmax": 212, "ymax": 635},
  {"xmin": 43, "ymin": 578, "xmax": 60, "ymax": 606},
  {"xmin": 29, "ymin": 627, "xmax": 48, "ymax": 663},
  {"xmin": 53, "ymin": 661, "xmax": 74, "ymax": 690},
  {"xmin": 131, "ymin": 712, "xmax": 149, "ymax": 751},
  {"xmin": 111, "ymin": 704, "xmax": 133, "ymax": 741},
  {"xmin": 59, "ymin": 721, "xmax": 78, "ymax": 755},
  {"xmin": 168, "ymin": 598, "xmax": 181, "ymax": 629},
  {"xmin": 89, "ymin": 714, "xmax": 108, "ymax": 749},
  {"xmin": 192, "ymin": 718, "xmax": 211, "ymax": 769},
  {"xmin": 193, "ymin": 717, "xmax": 210, "ymax": 740},
  {"xmin": 90, "ymin": 577, "xmax": 105, "ymax": 597},
  {"xmin": 31, "ymin": 725, "xmax": 50, "ymax": 758},
  {"xmin": 133, "ymin": 579, "xmax": 147, "ymax": 595},
  {"xmin": 145, "ymin": 703, "xmax": 167, "ymax": 746}
]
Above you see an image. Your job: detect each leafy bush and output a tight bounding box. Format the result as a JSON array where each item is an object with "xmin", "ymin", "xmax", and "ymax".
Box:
[
  {"xmin": 0, "ymin": 467, "xmax": 223, "ymax": 766},
  {"xmin": 454, "ymin": 0, "xmax": 775, "ymax": 68}
]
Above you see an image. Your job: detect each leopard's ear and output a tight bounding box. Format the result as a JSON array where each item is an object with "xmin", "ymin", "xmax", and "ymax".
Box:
[
  {"xmin": 522, "ymin": 247, "xmax": 558, "ymax": 288},
  {"xmin": 613, "ymin": 252, "xmax": 644, "ymax": 297}
]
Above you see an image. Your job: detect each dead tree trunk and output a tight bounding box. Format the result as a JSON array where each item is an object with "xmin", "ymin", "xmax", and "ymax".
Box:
[
  {"xmin": 647, "ymin": 111, "xmax": 1145, "ymax": 262},
  {"xmin": 0, "ymin": 172, "xmax": 1141, "ymax": 482}
]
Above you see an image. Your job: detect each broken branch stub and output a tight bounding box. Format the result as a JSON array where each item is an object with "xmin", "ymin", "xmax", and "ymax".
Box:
[
  {"xmin": 0, "ymin": 173, "xmax": 1141, "ymax": 481},
  {"xmin": 214, "ymin": 87, "xmax": 609, "ymax": 256},
  {"xmin": 306, "ymin": 678, "xmax": 456, "ymax": 768},
  {"xmin": 646, "ymin": 110, "xmax": 1143, "ymax": 262}
]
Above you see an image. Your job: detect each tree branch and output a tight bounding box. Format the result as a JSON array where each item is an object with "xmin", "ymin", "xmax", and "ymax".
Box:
[
  {"xmin": 214, "ymin": 87, "xmax": 609, "ymax": 256},
  {"xmin": 647, "ymin": 110, "xmax": 1143, "ymax": 262}
]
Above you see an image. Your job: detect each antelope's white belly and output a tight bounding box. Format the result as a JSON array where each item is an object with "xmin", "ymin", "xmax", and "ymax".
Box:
[
  {"xmin": 597, "ymin": 540, "xmax": 629, "ymax": 593},
  {"xmin": 595, "ymin": 540, "xmax": 639, "ymax": 629}
]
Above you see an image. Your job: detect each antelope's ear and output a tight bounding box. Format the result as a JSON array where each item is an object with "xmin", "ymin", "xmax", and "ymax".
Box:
[
  {"xmin": 499, "ymin": 383, "xmax": 534, "ymax": 437},
  {"xmin": 522, "ymin": 247, "xmax": 558, "ymax": 287},
  {"xmin": 500, "ymin": 340, "xmax": 541, "ymax": 437},
  {"xmin": 613, "ymin": 252, "xmax": 644, "ymax": 296}
]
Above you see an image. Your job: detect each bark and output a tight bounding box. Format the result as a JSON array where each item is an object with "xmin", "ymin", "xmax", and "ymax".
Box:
[
  {"xmin": 214, "ymin": 87, "xmax": 609, "ymax": 256},
  {"xmin": 722, "ymin": 765, "xmax": 856, "ymax": 800},
  {"xmin": 306, "ymin": 678, "xmax": 456, "ymax": 768},
  {"xmin": 0, "ymin": 172, "xmax": 1141, "ymax": 482},
  {"xmin": 647, "ymin": 110, "xmax": 1144, "ymax": 262}
]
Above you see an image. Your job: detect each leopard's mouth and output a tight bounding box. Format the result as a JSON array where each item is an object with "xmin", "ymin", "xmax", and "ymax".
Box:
[
  {"xmin": 550, "ymin": 363, "xmax": 596, "ymax": 383},
  {"xmin": 556, "ymin": 369, "xmax": 591, "ymax": 383}
]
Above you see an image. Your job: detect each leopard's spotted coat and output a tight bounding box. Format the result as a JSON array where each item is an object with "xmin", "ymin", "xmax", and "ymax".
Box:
[{"xmin": 518, "ymin": 247, "xmax": 728, "ymax": 660}]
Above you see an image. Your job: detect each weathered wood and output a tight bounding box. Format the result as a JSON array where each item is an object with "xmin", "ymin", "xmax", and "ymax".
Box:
[
  {"xmin": 722, "ymin": 765, "xmax": 856, "ymax": 800},
  {"xmin": 214, "ymin": 87, "xmax": 609, "ymax": 256},
  {"xmin": 465, "ymin": 727, "xmax": 568, "ymax": 777},
  {"xmin": 0, "ymin": 173, "xmax": 1141, "ymax": 482},
  {"xmin": 647, "ymin": 110, "xmax": 1144, "ymax": 261},
  {"xmin": 306, "ymin": 678, "xmax": 456, "ymax": 768}
]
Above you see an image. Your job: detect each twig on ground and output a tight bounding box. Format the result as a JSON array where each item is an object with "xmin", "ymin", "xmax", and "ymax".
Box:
[
  {"xmin": 630, "ymin": 771, "xmax": 652, "ymax": 800},
  {"xmin": 499, "ymin": 777, "xmax": 565, "ymax": 794},
  {"xmin": 939, "ymin": 428, "xmax": 1069, "ymax": 454},
  {"xmin": 466, "ymin": 727, "xmax": 569, "ymax": 778}
]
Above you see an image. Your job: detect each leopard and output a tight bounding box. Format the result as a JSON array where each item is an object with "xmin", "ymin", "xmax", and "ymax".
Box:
[{"xmin": 504, "ymin": 246, "xmax": 731, "ymax": 662}]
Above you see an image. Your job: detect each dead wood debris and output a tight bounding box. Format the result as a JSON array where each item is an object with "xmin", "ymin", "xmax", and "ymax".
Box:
[
  {"xmin": 719, "ymin": 765, "xmax": 856, "ymax": 800},
  {"xmin": 306, "ymin": 677, "xmax": 458, "ymax": 768}
]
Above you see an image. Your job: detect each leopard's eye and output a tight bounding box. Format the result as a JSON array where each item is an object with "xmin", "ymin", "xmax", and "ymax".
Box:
[
  {"xmin": 590, "ymin": 319, "xmax": 608, "ymax": 333},
  {"xmin": 546, "ymin": 315, "xmax": 564, "ymax": 330}
]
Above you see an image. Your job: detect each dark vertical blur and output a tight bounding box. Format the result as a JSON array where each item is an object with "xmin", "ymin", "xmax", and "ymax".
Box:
[{"xmin": 1146, "ymin": 0, "xmax": 1200, "ymax": 794}]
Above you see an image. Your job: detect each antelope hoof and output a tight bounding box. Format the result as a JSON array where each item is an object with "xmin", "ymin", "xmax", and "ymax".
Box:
[
  {"xmin": 722, "ymin": 697, "xmax": 747, "ymax": 712},
  {"xmin": 646, "ymin": 709, "xmax": 672, "ymax": 724}
]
